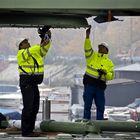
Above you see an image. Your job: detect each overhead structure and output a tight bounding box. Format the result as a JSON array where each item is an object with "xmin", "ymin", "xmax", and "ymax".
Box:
[{"xmin": 0, "ymin": 0, "xmax": 140, "ymax": 28}]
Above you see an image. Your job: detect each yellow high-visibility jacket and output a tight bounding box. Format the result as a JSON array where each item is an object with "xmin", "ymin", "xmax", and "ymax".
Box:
[
  {"xmin": 84, "ymin": 38, "xmax": 114, "ymax": 81},
  {"xmin": 17, "ymin": 42, "xmax": 51, "ymax": 75}
]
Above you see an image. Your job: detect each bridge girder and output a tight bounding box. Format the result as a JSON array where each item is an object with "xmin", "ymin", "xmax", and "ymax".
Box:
[{"xmin": 0, "ymin": 0, "xmax": 140, "ymax": 28}]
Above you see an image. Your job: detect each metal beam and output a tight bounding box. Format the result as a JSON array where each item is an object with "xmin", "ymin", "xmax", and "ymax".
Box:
[
  {"xmin": 0, "ymin": 14, "xmax": 88, "ymax": 28},
  {"xmin": 0, "ymin": 0, "xmax": 140, "ymax": 28}
]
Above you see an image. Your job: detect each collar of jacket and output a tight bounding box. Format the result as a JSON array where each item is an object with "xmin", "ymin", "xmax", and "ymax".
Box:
[{"xmin": 97, "ymin": 53, "xmax": 108, "ymax": 58}]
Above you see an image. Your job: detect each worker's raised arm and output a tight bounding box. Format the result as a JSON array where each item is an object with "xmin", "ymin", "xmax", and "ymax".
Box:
[
  {"xmin": 40, "ymin": 30, "xmax": 51, "ymax": 56},
  {"xmin": 86, "ymin": 26, "xmax": 91, "ymax": 39},
  {"xmin": 84, "ymin": 26, "xmax": 94, "ymax": 64}
]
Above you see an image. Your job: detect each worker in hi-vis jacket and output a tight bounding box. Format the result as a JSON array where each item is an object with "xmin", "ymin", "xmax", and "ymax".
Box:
[
  {"xmin": 83, "ymin": 26, "xmax": 114, "ymax": 120},
  {"xmin": 16, "ymin": 27, "xmax": 51, "ymax": 137}
]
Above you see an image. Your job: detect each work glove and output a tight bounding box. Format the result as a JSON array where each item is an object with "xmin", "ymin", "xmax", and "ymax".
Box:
[
  {"xmin": 86, "ymin": 25, "xmax": 91, "ymax": 38},
  {"xmin": 97, "ymin": 69, "xmax": 106, "ymax": 80},
  {"xmin": 97, "ymin": 69, "xmax": 107, "ymax": 75},
  {"xmin": 43, "ymin": 30, "xmax": 51, "ymax": 40},
  {"xmin": 40, "ymin": 38, "xmax": 50, "ymax": 47}
]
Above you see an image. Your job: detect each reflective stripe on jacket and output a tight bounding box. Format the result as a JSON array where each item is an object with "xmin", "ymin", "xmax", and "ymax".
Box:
[
  {"xmin": 17, "ymin": 42, "xmax": 51, "ymax": 75},
  {"xmin": 84, "ymin": 38, "xmax": 114, "ymax": 81}
]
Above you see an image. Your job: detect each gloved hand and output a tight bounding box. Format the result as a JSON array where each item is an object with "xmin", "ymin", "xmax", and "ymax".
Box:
[
  {"xmin": 44, "ymin": 30, "xmax": 51, "ymax": 40},
  {"xmin": 40, "ymin": 38, "xmax": 50, "ymax": 47},
  {"xmin": 86, "ymin": 25, "xmax": 91, "ymax": 38},
  {"xmin": 97, "ymin": 69, "xmax": 107, "ymax": 75},
  {"xmin": 40, "ymin": 30, "xmax": 51, "ymax": 47}
]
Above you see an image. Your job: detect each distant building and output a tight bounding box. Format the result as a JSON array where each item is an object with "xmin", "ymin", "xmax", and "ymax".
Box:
[
  {"xmin": 106, "ymin": 79, "xmax": 140, "ymax": 106},
  {"xmin": 115, "ymin": 63, "xmax": 140, "ymax": 80}
]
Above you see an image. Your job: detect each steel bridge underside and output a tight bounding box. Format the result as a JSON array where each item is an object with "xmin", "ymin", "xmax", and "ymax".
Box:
[{"xmin": 0, "ymin": 0, "xmax": 140, "ymax": 28}]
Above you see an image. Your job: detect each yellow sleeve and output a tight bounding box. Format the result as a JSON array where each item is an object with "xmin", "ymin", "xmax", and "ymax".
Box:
[
  {"xmin": 40, "ymin": 41, "xmax": 51, "ymax": 56},
  {"xmin": 84, "ymin": 38, "xmax": 94, "ymax": 64},
  {"xmin": 105, "ymin": 61, "xmax": 114, "ymax": 80}
]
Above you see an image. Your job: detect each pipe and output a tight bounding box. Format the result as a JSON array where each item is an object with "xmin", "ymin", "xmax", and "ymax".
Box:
[
  {"xmin": 40, "ymin": 120, "xmax": 140, "ymax": 134},
  {"xmin": 90, "ymin": 120, "xmax": 140, "ymax": 132},
  {"xmin": 40, "ymin": 120, "xmax": 100, "ymax": 134},
  {"xmin": 42, "ymin": 97, "xmax": 51, "ymax": 120}
]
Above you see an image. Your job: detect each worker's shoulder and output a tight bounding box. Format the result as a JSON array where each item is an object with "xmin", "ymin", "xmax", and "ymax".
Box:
[
  {"xmin": 17, "ymin": 49, "xmax": 24, "ymax": 55},
  {"xmin": 93, "ymin": 52, "xmax": 98, "ymax": 55},
  {"xmin": 31, "ymin": 44, "xmax": 40, "ymax": 48},
  {"xmin": 30, "ymin": 44, "xmax": 41, "ymax": 50},
  {"xmin": 107, "ymin": 58, "xmax": 114, "ymax": 66}
]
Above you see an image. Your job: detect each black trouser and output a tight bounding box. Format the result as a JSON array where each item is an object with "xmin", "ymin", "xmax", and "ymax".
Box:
[{"xmin": 19, "ymin": 74, "xmax": 43, "ymax": 136}]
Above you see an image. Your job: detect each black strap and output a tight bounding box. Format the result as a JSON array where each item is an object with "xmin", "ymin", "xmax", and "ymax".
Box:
[
  {"xmin": 31, "ymin": 55, "xmax": 39, "ymax": 72},
  {"xmin": 19, "ymin": 55, "xmax": 39, "ymax": 75},
  {"xmin": 19, "ymin": 66, "xmax": 29, "ymax": 74}
]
